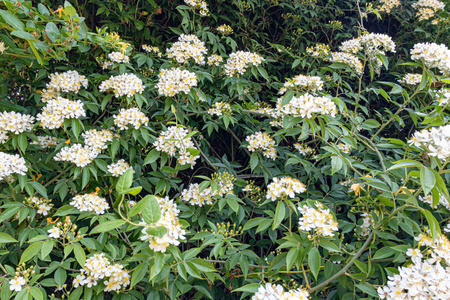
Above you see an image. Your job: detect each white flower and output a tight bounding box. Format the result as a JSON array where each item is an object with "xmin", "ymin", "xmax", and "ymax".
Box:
[
  {"xmin": 153, "ymin": 126, "xmax": 200, "ymax": 166},
  {"xmin": 166, "ymin": 34, "xmax": 207, "ymax": 65},
  {"xmin": 408, "ymin": 125, "xmax": 450, "ymax": 160},
  {"xmin": 73, "ymin": 275, "xmax": 86, "ymax": 288},
  {"xmin": 252, "ymin": 283, "xmax": 284, "ymax": 300},
  {"xmin": 410, "ymin": 42, "xmax": 450, "ymax": 76},
  {"xmin": 37, "ymin": 97, "xmax": 86, "ymax": 129},
  {"xmin": 9, "ymin": 277, "xmax": 26, "ymax": 292},
  {"xmin": 99, "ymin": 73, "xmax": 144, "ymax": 98},
  {"xmin": 48, "ymin": 226, "xmax": 62, "ymax": 239},
  {"xmin": 156, "ymin": 68, "xmax": 198, "ymax": 97},
  {"xmin": 279, "ymin": 74, "xmax": 324, "ymax": 94},
  {"xmin": 82, "ymin": 129, "xmax": 114, "ymax": 151},
  {"xmin": 276, "ymin": 93, "xmax": 337, "ymax": 119},
  {"xmin": 113, "ymin": 108, "xmax": 149, "ymax": 130},
  {"xmin": 378, "ymin": 0, "xmax": 401, "ymax": 13},
  {"xmin": 70, "ymin": 193, "xmax": 110, "ymax": 215},
  {"xmin": 266, "ymin": 177, "xmax": 306, "ymax": 201},
  {"xmin": 208, "ymin": 102, "xmax": 231, "ymax": 116},
  {"xmin": 54, "ymin": 144, "xmax": 100, "ymax": 168},
  {"xmin": 107, "ymin": 159, "xmax": 133, "ymax": 177},
  {"xmin": 31, "ymin": 136, "xmax": 58, "ymax": 148},
  {"xmin": 142, "ymin": 45, "xmax": 162, "ymax": 57},
  {"xmin": 46, "ymin": 70, "xmax": 88, "ymax": 94},
  {"xmin": 0, "ymin": 152, "xmax": 27, "ymax": 181},
  {"xmin": 225, "ymin": 51, "xmax": 265, "ymax": 77},
  {"xmin": 0, "ymin": 111, "xmax": 34, "ymax": 143},
  {"xmin": 184, "ymin": 0, "xmax": 209, "ymax": 16},
  {"xmin": 298, "ymin": 202, "xmax": 339, "ymax": 237},
  {"xmin": 207, "ymin": 54, "xmax": 223, "ymax": 66},
  {"xmin": 108, "ymin": 51, "xmax": 130, "ymax": 63},
  {"xmin": 245, "ymin": 131, "xmax": 277, "ymax": 160},
  {"xmin": 399, "ymin": 73, "xmax": 422, "ymax": 85},
  {"xmin": 412, "ymin": 0, "xmax": 445, "ymax": 21}
]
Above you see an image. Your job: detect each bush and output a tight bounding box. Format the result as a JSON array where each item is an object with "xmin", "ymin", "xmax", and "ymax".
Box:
[{"xmin": 0, "ymin": 0, "xmax": 450, "ymax": 299}]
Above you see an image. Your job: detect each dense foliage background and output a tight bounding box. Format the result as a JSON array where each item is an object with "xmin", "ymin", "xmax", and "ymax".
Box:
[{"xmin": 0, "ymin": 0, "xmax": 450, "ymax": 299}]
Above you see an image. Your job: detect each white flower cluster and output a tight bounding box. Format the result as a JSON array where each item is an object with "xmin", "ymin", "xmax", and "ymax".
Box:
[
  {"xmin": 208, "ymin": 102, "xmax": 232, "ymax": 116},
  {"xmin": 73, "ymin": 253, "xmax": 130, "ymax": 292},
  {"xmin": 412, "ymin": 0, "xmax": 445, "ymax": 21},
  {"xmin": 298, "ymin": 202, "xmax": 339, "ymax": 237},
  {"xmin": 31, "ymin": 136, "xmax": 58, "ymax": 148},
  {"xmin": 27, "ymin": 196, "xmax": 53, "ymax": 216},
  {"xmin": 329, "ymin": 52, "xmax": 364, "ymax": 75},
  {"xmin": 217, "ymin": 24, "xmax": 233, "ymax": 35},
  {"xmin": 418, "ymin": 193, "xmax": 450, "ymax": 210},
  {"xmin": 70, "ymin": 192, "xmax": 110, "ymax": 215},
  {"xmin": 99, "ymin": 73, "xmax": 144, "ymax": 98},
  {"xmin": 54, "ymin": 144, "xmax": 99, "ymax": 167},
  {"xmin": 245, "ymin": 131, "xmax": 277, "ymax": 160},
  {"xmin": 306, "ymin": 44, "xmax": 331, "ymax": 57},
  {"xmin": 207, "ymin": 54, "xmax": 223, "ymax": 66},
  {"xmin": 378, "ymin": 231, "xmax": 450, "ymax": 300},
  {"xmin": 378, "ymin": 0, "xmax": 401, "ymax": 13},
  {"xmin": 0, "ymin": 152, "xmax": 27, "ymax": 180},
  {"xmin": 142, "ymin": 45, "xmax": 162, "ymax": 57},
  {"xmin": 101, "ymin": 61, "xmax": 113, "ymax": 70},
  {"xmin": 153, "ymin": 126, "xmax": 200, "ymax": 166},
  {"xmin": 436, "ymin": 89, "xmax": 450, "ymax": 106},
  {"xmin": 410, "ymin": 43, "xmax": 450, "ymax": 76},
  {"xmin": 107, "ymin": 159, "xmax": 133, "ymax": 177},
  {"xmin": 279, "ymin": 74, "xmax": 324, "ymax": 94},
  {"xmin": 266, "ymin": 177, "xmax": 306, "ymax": 201},
  {"xmin": 359, "ymin": 213, "xmax": 373, "ymax": 237},
  {"xmin": 46, "ymin": 70, "xmax": 88, "ymax": 96},
  {"xmin": 340, "ymin": 33, "xmax": 396, "ymax": 56},
  {"xmin": 184, "ymin": 0, "xmax": 209, "ymax": 16},
  {"xmin": 114, "ymin": 108, "xmax": 149, "ymax": 130},
  {"xmin": 0, "ymin": 111, "xmax": 34, "ymax": 143},
  {"xmin": 156, "ymin": 68, "xmax": 198, "ymax": 97},
  {"xmin": 399, "ymin": 73, "xmax": 422, "ymax": 85},
  {"xmin": 408, "ymin": 124, "xmax": 450, "ymax": 160},
  {"xmin": 167, "ymin": 34, "xmax": 207, "ymax": 65},
  {"xmin": 338, "ymin": 142, "xmax": 351, "ymax": 154},
  {"xmin": 82, "ymin": 129, "xmax": 114, "ymax": 151},
  {"xmin": 276, "ymin": 93, "xmax": 338, "ymax": 119},
  {"xmin": 225, "ymin": 51, "xmax": 265, "ymax": 77},
  {"xmin": 252, "ymin": 283, "xmax": 310, "ymax": 300},
  {"xmin": 37, "ymin": 97, "xmax": 86, "ymax": 129},
  {"xmin": 107, "ymin": 51, "xmax": 130, "ymax": 63},
  {"xmin": 140, "ymin": 196, "xmax": 186, "ymax": 252},
  {"xmin": 181, "ymin": 172, "xmax": 236, "ymax": 206},
  {"xmin": 294, "ymin": 143, "xmax": 315, "ymax": 156}
]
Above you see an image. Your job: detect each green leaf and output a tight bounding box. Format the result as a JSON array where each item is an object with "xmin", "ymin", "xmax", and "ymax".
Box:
[
  {"xmin": 129, "ymin": 195, "xmax": 161, "ymax": 224},
  {"xmin": 119, "ymin": 186, "xmax": 142, "ymax": 196},
  {"xmin": 373, "ymin": 247, "xmax": 396, "ymax": 260},
  {"xmin": 232, "ymin": 283, "xmax": 261, "ymax": 293},
  {"xmin": 19, "ymin": 241, "xmax": 44, "ymax": 264},
  {"xmin": 308, "ymin": 247, "xmax": 321, "ymax": 280},
  {"xmin": 318, "ymin": 240, "xmax": 341, "ymax": 252},
  {"xmin": 90, "ymin": 219, "xmax": 126, "ymax": 234},
  {"xmin": 281, "ymin": 90, "xmax": 295, "ymax": 107},
  {"xmin": 388, "ymin": 160, "xmax": 423, "ymax": 170},
  {"xmin": 116, "ymin": 169, "xmax": 133, "ymax": 192},
  {"xmin": 45, "ymin": 22, "xmax": 60, "ymax": 42},
  {"xmin": 149, "ymin": 252, "xmax": 164, "ymax": 281},
  {"xmin": 74, "ymin": 244, "xmax": 86, "ymax": 268},
  {"xmin": 250, "ymin": 152, "xmax": 258, "ymax": 171},
  {"xmin": 130, "ymin": 262, "xmax": 148, "ymax": 287},
  {"xmin": 356, "ymin": 283, "xmax": 379, "ymax": 298},
  {"xmin": 81, "ymin": 167, "xmax": 90, "ymax": 190},
  {"xmin": 146, "ymin": 226, "xmax": 167, "ymax": 238},
  {"xmin": 420, "ymin": 167, "xmax": 436, "ymax": 196},
  {"xmin": 10, "ymin": 31, "xmax": 34, "ymax": 40},
  {"xmin": 68, "ymin": 287, "xmax": 83, "ymax": 300},
  {"xmin": 28, "ymin": 181, "xmax": 48, "ymax": 199},
  {"xmin": 144, "ymin": 149, "xmax": 160, "ymax": 165},
  {"xmin": 29, "ymin": 287, "xmax": 43, "ymax": 300},
  {"xmin": 0, "ymin": 232, "xmax": 18, "ymax": 243},
  {"xmin": 0, "ymin": 10, "xmax": 25, "ymax": 31},
  {"xmin": 272, "ymin": 201, "xmax": 285, "ymax": 230},
  {"xmin": 40, "ymin": 239, "xmax": 54, "ymax": 260}
]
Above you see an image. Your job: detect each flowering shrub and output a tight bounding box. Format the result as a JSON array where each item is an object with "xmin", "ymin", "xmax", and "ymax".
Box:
[{"xmin": 0, "ymin": 0, "xmax": 450, "ymax": 300}]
